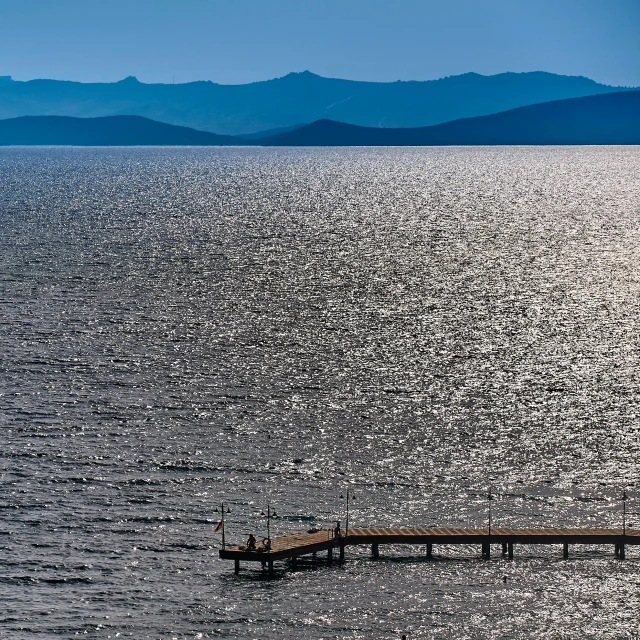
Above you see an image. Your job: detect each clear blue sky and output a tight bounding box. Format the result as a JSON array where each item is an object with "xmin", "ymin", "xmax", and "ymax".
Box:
[{"xmin": 2, "ymin": 0, "xmax": 639, "ymax": 86}]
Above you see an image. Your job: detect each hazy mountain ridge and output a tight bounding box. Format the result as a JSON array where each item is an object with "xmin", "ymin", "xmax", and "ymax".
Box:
[
  {"xmin": 0, "ymin": 71, "xmax": 631, "ymax": 135},
  {"xmin": 2, "ymin": 92, "xmax": 638, "ymax": 146},
  {"xmin": 0, "ymin": 115, "xmax": 243, "ymax": 146},
  {"xmin": 262, "ymin": 91, "xmax": 640, "ymax": 146}
]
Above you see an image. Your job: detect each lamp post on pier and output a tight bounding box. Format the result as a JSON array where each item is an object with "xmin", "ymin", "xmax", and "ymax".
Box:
[
  {"xmin": 260, "ymin": 504, "xmax": 278, "ymax": 548},
  {"xmin": 482, "ymin": 482, "xmax": 495, "ymax": 559},
  {"xmin": 488, "ymin": 484, "xmax": 493, "ymax": 537},
  {"xmin": 340, "ymin": 490, "xmax": 354, "ymax": 537},
  {"xmin": 214, "ymin": 502, "xmax": 231, "ymax": 549}
]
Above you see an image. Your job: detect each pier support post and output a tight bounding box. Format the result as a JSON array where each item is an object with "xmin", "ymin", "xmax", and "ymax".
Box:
[
  {"xmin": 268, "ymin": 559, "xmax": 274, "ymax": 578},
  {"xmin": 291, "ymin": 556, "xmax": 297, "ymax": 571},
  {"xmin": 371, "ymin": 542, "xmax": 379, "ymax": 559},
  {"xmin": 508, "ymin": 542, "xmax": 514, "ymax": 560},
  {"xmin": 615, "ymin": 542, "xmax": 626, "ymax": 560},
  {"xmin": 234, "ymin": 559, "xmax": 240, "ymax": 574},
  {"xmin": 482, "ymin": 542, "xmax": 490, "ymax": 559},
  {"xmin": 426, "ymin": 542, "xmax": 433, "ymax": 559},
  {"xmin": 502, "ymin": 542, "xmax": 508, "ymax": 556},
  {"xmin": 339, "ymin": 542, "xmax": 345, "ymax": 563},
  {"xmin": 563, "ymin": 543, "xmax": 569, "ymax": 559},
  {"xmin": 327, "ymin": 547, "xmax": 333, "ymax": 565}
]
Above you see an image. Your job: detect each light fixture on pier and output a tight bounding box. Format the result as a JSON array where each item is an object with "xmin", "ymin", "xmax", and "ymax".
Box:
[
  {"xmin": 213, "ymin": 501, "xmax": 230, "ymax": 549},
  {"xmin": 340, "ymin": 490, "xmax": 355, "ymax": 536}
]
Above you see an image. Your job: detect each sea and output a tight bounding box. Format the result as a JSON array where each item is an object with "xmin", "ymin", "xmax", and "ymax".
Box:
[{"xmin": 1, "ymin": 146, "xmax": 640, "ymax": 639}]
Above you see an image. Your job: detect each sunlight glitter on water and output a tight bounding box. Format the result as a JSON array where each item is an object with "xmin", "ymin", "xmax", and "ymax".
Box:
[{"xmin": 1, "ymin": 146, "xmax": 640, "ymax": 639}]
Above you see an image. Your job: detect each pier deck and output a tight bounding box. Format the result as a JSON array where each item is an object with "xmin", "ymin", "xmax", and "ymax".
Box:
[{"xmin": 219, "ymin": 526, "xmax": 640, "ymax": 575}]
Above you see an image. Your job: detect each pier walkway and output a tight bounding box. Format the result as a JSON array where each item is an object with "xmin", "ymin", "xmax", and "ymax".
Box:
[{"xmin": 219, "ymin": 526, "xmax": 640, "ymax": 576}]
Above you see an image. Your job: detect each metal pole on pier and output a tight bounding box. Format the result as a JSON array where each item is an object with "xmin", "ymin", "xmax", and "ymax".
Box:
[
  {"xmin": 214, "ymin": 502, "xmax": 231, "ymax": 549},
  {"xmin": 340, "ymin": 490, "xmax": 352, "ymax": 537},
  {"xmin": 263, "ymin": 503, "xmax": 277, "ymax": 548},
  {"xmin": 619, "ymin": 488, "xmax": 628, "ymax": 559},
  {"xmin": 346, "ymin": 491, "xmax": 349, "ymax": 537},
  {"xmin": 482, "ymin": 483, "xmax": 494, "ymax": 559}
]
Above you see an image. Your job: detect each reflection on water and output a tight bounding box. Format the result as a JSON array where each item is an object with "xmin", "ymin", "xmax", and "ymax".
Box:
[{"xmin": 1, "ymin": 146, "xmax": 639, "ymax": 639}]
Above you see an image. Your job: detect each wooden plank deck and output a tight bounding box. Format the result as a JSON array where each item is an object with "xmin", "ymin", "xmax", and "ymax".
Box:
[
  {"xmin": 220, "ymin": 529, "xmax": 337, "ymax": 562},
  {"xmin": 219, "ymin": 526, "xmax": 639, "ymax": 574}
]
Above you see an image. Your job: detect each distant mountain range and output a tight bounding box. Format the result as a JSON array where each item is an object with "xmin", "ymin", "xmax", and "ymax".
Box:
[
  {"xmin": 0, "ymin": 71, "xmax": 634, "ymax": 136},
  {"xmin": 263, "ymin": 91, "xmax": 640, "ymax": 146},
  {"xmin": 1, "ymin": 92, "xmax": 638, "ymax": 147}
]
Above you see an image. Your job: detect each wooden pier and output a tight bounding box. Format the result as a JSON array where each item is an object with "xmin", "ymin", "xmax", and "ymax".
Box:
[{"xmin": 219, "ymin": 526, "xmax": 639, "ymax": 576}]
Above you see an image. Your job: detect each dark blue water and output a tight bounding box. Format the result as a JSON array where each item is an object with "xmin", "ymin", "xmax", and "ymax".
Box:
[{"xmin": 1, "ymin": 146, "xmax": 640, "ymax": 639}]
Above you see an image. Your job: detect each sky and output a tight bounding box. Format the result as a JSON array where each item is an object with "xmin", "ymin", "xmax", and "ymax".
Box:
[{"xmin": 1, "ymin": 0, "xmax": 639, "ymax": 87}]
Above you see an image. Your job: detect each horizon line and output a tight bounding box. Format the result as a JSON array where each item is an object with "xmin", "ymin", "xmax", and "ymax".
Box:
[{"xmin": 1, "ymin": 69, "xmax": 632, "ymax": 89}]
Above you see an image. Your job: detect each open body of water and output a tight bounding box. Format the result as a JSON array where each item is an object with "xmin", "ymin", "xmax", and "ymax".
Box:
[{"xmin": 1, "ymin": 146, "xmax": 640, "ymax": 639}]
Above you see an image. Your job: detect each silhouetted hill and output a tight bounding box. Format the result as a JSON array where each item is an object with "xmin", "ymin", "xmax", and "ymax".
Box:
[
  {"xmin": 262, "ymin": 91, "xmax": 640, "ymax": 146},
  {"xmin": 0, "ymin": 115, "xmax": 245, "ymax": 145},
  {"xmin": 0, "ymin": 71, "xmax": 632, "ymax": 135},
  {"xmin": 2, "ymin": 92, "xmax": 637, "ymax": 147}
]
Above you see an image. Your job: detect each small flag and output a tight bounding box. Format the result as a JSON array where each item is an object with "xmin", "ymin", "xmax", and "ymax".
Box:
[{"xmin": 214, "ymin": 521, "xmax": 223, "ymax": 532}]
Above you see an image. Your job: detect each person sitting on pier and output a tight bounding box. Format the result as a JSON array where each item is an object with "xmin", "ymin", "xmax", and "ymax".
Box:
[{"xmin": 246, "ymin": 533, "xmax": 256, "ymax": 551}]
